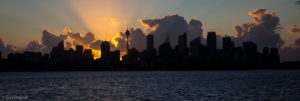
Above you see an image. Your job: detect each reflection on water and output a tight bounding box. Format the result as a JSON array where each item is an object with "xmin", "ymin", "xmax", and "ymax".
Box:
[{"xmin": 0, "ymin": 70, "xmax": 300, "ymax": 101}]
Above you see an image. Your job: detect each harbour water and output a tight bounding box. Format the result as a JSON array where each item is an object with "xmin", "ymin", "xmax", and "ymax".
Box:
[{"xmin": 0, "ymin": 70, "xmax": 300, "ymax": 101}]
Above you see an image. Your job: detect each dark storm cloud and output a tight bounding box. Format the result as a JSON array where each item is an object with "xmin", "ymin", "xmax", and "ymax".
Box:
[
  {"xmin": 139, "ymin": 14, "xmax": 203, "ymax": 47},
  {"xmin": 234, "ymin": 8, "xmax": 283, "ymax": 49}
]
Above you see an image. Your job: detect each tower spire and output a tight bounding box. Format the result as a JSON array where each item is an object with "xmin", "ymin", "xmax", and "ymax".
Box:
[{"xmin": 125, "ymin": 27, "xmax": 130, "ymax": 54}]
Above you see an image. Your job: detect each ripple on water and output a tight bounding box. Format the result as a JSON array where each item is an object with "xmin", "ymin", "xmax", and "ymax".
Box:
[{"xmin": 0, "ymin": 70, "xmax": 300, "ymax": 101}]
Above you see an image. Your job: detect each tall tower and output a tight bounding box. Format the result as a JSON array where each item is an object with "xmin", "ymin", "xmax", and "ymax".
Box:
[
  {"xmin": 223, "ymin": 37, "xmax": 234, "ymax": 52},
  {"xmin": 76, "ymin": 45, "xmax": 84, "ymax": 55},
  {"xmin": 178, "ymin": 32, "xmax": 187, "ymax": 49},
  {"xmin": 125, "ymin": 29, "xmax": 130, "ymax": 54},
  {"xmin": 207, "ymin": 32, "xmax": 216, "ymax": 52},
  {"xmin": 101, "ymin": 41, "xmax": 110, "ymax": 59},
  {"xmin": 147, "ymin": 34, "xmax": 154, "ymax": 51},
  {"xmin": 58, "ymin": 40, "xmax": 64, "ymax": 51}
]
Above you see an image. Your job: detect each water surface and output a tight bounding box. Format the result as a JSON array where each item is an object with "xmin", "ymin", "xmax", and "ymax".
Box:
[{"xmin": 0, "ymin": 70, "xmax": 300, "ymax": 101}]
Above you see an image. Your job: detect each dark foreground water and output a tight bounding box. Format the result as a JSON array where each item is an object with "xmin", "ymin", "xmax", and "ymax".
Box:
[{"xmin": 0, "ymin": 70, "xmax": 300, "ymax": 101}]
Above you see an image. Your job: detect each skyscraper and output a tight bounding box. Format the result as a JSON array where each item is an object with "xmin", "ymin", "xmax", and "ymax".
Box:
[
  {"xmin": 223, "ymin": 37, "xmax": 234, "ymax": 52},
  {"xmin": 242, "ymin": 42, "xmax": 258, "ymax": 64},
  {"xmin": 207, "ymin": 32, "xmax": 216, "ymax": 52},
  {"xmin": 159, "ymin": 41, "xmax": 173, "ymax": 59},
  {"xmin": 178, "ymin": 32, "xmax": 187, "ymax": 49},
  {"xmin": 147, "ymin": 34, "xmax": 154, "ymax": 51},
  {"xmin": 57, "ymin": 40, "xmax": 64, "ymax": 51},
  {"xmin": 84, "ymin": 49, "xmax": 93, "ymax": 60},
  {"xmin": 262, "ymin": 47, "xmax": 270, "ymax": 64},
  {"xmin": 101, "ymin": 41, "xmax": 110, "ymax": 59},
  {"xmin": 270, "ymin": 48, "xmax": 280, "ymax": 64},
  {"xmin": 76, "ymin": 45, "xmax": 83, "ymax": 55},
  {"xmin": 190, "ymin": 37, "xmax": 201, "ymax": 58},
  {"xmin": 175, "ymin": 32, "xmax": 189, "ymax": 57},
  {"xmin": 125, "ymin": 29, "xmax": 130, "ymax": 54},
  {"xmin": 242, "ymin": 42, "xmax": 257, "ymax": 54}
]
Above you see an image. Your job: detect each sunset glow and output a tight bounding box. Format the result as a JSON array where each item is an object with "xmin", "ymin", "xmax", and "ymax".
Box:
[
  {"xmin": 67, "ymin": 0, "xmax": 131, "ymax": 41},
  {"xmin": 92, "ymin": 49, "xmax": 101, "ymax": 60}
]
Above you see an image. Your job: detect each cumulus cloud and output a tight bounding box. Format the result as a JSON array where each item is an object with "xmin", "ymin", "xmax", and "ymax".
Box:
[
  {"xmin": 234, "ymin": 8, "xmax": 283, "ymax": 49},
  {"xmin": 89, "ymin": 40, "xmax": 116, "ymax": 51},
  {"xmin": 280, "ymin": 24, "xmax": 300, "ymax": 62},
  {"xmin": 114, "ymin": 28, "xmax": 146, "ymax": 52},
  {"xmin": 278, "ymin": 24, "xmax": 300, "ymax": 62},
  {"xmin": 24, "ymin": 40, "xmax": 44, "ymax": 52},
  {"xmin": 288, "ymin": 25, "xmax": 300, "ymax": 35},
  {"xmin": 42, "ymin": 30, "xmax": 67, "ymax": 52},
  {"xmin": 139, "ymin": 14, "xmax": 203, "ymax": 47},
  {"xmin": 280, "ymin": 47, "xmax": 300, "ymax": 62},
  {"xmin": 296, "ymin": 0, "xmax": 300, "ymax": 5},
  {"xmin": 65, "ymin": 42, "xmax": 72, "ymax": 50},
  {"xmin": 0, "ymin": 38, "xmax": 16, "ymax": 58},
  {"xmin": 66, "ymin": 32, "xmax": 95, "ymax": 46},
  {"xmin": 90, "ymin": 40, "xmax": 102, "ymax": 50}
]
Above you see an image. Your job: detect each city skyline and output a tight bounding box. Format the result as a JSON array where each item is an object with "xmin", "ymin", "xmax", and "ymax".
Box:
[
  {"xmin": 0, "ymin": 31, "xmax": 282, "ymax": 71},
  {"xmin": 0, "ymin": 0, "xmax": 300, "ymax": 62}
]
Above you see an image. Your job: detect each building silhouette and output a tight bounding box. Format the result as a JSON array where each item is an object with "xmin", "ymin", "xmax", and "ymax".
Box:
[
  {"xmin": 99, "ymin": 41, "xmax": 120, "ymax": 65},
  {"xmin": 207, "ymin": 32, "xmax": 217, "ymax": 52},
  {"xmin": 123, "ymin": 48, "xmax": 140, "ymax": 65},
  {"xmin": 142, "ymin": 34, "xmax": 157, "ymax": 65},
  {"xmin": 242, "ymin": 42, "xmax": 258, "ymax": 64},
  {"xmin": 222, "ymin": 37, "xmax": 235, "ymax": 62},
  {"xmin": 175, "ymin": 32, "xmax": 189, "ymax": 59},
  {"xmin": 0, "ymin": 29, "xmax": 286, "ymax": 71},
  {"xmin": 207, "ymin": 32, "xmax": 217, "ymax": 60},
  {"xmin": 190, "ymin": 37, "xmax": 201, "ymax": 59},
  {"xmin": 262, "ymin": 47, "xmax": 270, "ymax": 64},
  {"xmin": 270, "ymin": 48, "xmax": 280, "ymax": 64},
  {"xmin": 125, "ymin": 29, "xmax": 130, "ymax": 54},
  {"xmin": 158, "ymin": 41, "xmax": 175, "ymax": 65},
  {"xmin": 147, "ymin": 34, "xmax": 154, "ymax": 51}
]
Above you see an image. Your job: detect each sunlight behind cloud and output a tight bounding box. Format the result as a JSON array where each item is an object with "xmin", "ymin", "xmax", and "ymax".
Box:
[{"xmin": 67, "ymin": 0, "xmax": 130, "ymax": 41}]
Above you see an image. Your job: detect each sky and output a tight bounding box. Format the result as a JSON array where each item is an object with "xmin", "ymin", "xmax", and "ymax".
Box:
[{"xmin": 0, "ymin": 0, "xmax": 300, "ymax": 61}]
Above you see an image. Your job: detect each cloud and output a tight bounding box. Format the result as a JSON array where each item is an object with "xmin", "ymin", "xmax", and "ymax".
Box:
[
  {"xmin": 90, "ymin": 40, "xmax": 102, "ymax": 50},
  {"xmin": 42, "ymin": 30, "xmax": 67, "ymax": 52},
  {"xmin": 90, "ymin": 40, "xmax": 116, "ymax": 51},
  {"xmin": 296, "ymin": 0, "xmax": 300, "ymax": 5},
  {"xmin": 139, "ymin": 14, "xmax": 203, "ymax": 47},
  {"xmin": 24, "ymin": 40, "xmax": 44, "ymax": 52},
  {"xmin": 279, "ymin": 24, "xmax": 300, "ymax": 62},
  {"xmin": 234, "ymin": 8, "xmax": 283, "ymax": 49},
  {"xmin": 280, "ymin": 47, "xmax": 300, "ymax": 62},
  {"xmin": 0, "ymin": 38, "xmax": 16, "ymax": 58},
  {"xmin": 288, "ymin": 25, "xmax": 300, "ymax": 35},
  {"xmin": 187, "ymin": 18, "xmax": 204, "ymax": 41},
  {"xmin": 114, "ymin": 28, "xmax": 146, "ymax": 52},
  {"xmin": 66, "ymin": 31, "xmax": 95, "ymax": 46},
  {"xmin": 65, "ymin": 42, "xmax": 72, "ymax": 50}
]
